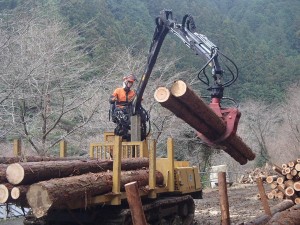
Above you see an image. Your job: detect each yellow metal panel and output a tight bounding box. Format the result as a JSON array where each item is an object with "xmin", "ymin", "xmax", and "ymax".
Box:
[
  {"xmin": 175, "ymin": 168, "xmax": 197, "ymax": 193},
  {"xmin": 111, "ymin": 135, "xmax": 121, "ymax": 205},
  {"xmin": 193, "ymin": 166, "xmax": 202, "ymax": 190},
  {"xmin": 167, "ymin": 138, "xmax": 175, "ymax": 192},
  {"xmin": 13, "ymin": 139, "xmax": 21, "ymax": 157},
  {"xmin": 59, "ymin": 140, "xmax": 67, "ymax": 158},
  {"xmin": 174, "ymin": 161, "xmax": 190, "ymax": 167},
  {"xmin": 148, "ymin": 139, "xmax": 157, "ymax": 198}
]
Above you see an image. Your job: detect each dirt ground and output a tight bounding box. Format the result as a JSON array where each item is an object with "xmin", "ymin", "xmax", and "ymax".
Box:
[{"xmin": 193, "ymin": 183, "xmax": 281, "ymax": 225}]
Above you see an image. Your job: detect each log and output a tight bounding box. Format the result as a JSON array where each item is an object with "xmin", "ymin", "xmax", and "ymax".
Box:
[
  {"xmin": 284, "ymin": 186, "xmax": 295, "ymax": 197},
  {"xmin": 218, "ymin": 172, "xmax": 230, "ymax": 225},
  {"xmin": 272, "ymin": 164, "xmax": 282, "ymax": 175},
  {"xmin": 27, "ymin": 169, "xmax": 164, "ymax": 218},
  {"xmin": 295, "ymin": 163, "xmax": 300, "ymax": 171},
  {"xmin": 170, "ymin": 80, "xmax": 226, "ymax": 134},
  {"xmin": 0, "ymin": 156, "xmax": 86, "ymax": 164},
  {"xmin": 266, "ymin": 204, "xmax": 300, "ymax": 225},
  {"xmin": 276, "ymin": 192, "xmax": 284, "ymax": 200},
  {"xmin": 293, "ymin": 181, "xmax": 300, "ymax": 191},
  {"xmin": 154, "ymin": 86, "xmax": 250, "ymax": 165},
  {"xmin": 270, "ymin": 182, "xmax": 277, "ymax": 190},
  {"xmin": 256, "ymin": 177, "xmax": 271, "ymax": 216},
  {"xmin": 286, "ymin": 173, "xmax": 293, "ymax": 180},
  {"xmin": 170, "ymin": 80, "xmax": 256, "ymax": 161},
  {"xmin": 125, "ymin": 181, "xmax": 147, "ymax": 225},
  {"xmin": 281, "ymin": 163, "xmax": 287, "ymax": 169},
  {"xmin": 284, "ymin": 180, "xmax": 294, "ymax": 187},
  {"xmin": 267, "ymin": 192, "xmax": 274, "ymax": 199},
  {"xmin": 6, "ymin": 158, "xmax": 149, "ymax": 185},
  {"xmin": 244, "ymin": 200, "xmax": 294, "ymax": 225},
  {"xmin": 284, "ymin": 167, "xmax": 291, "ymax": 174},
  {"xmin": 11, "ymin": 185, "xmax": 29, "ymax": 206},
  {"xmin": 266, "ymin": 176, "xmax": 277, "ymax": 184},
  {"xmin": 0, "ymin": 183, "xmax": 14, "ymax": 203},
  {"xmin": 288, "ymin": 160, "xmax": 296, "ymax": 168},
  {"xmin": 276, "ymin": 176, "xmax": 285, "ymax": 185},
  {"xmin": 291, "ymin": 169, "xmax": 298, "ymax": 176},
  {"xmin": 295, "ymin": 197, "xmax": 300, "ymax": 204},
  {"xmin": 0, "ymin": 164, "xmax": 8, "ymax": 183},
  {"xmin": 154, "ymin": 87, "xmax": 219, "ymax": 139}
]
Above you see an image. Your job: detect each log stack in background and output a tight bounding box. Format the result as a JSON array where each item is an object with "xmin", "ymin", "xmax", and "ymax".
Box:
[
  {"xmin": 0, "ymin": 157, "xmax": 161, "ymax": 218},
  {"xmin": 154, "ymin": 80, "xmax": 255, "ymax": 165},
  {"xmin": 265, "ymin": 159, "xmax": 300, "ymax": 204}
]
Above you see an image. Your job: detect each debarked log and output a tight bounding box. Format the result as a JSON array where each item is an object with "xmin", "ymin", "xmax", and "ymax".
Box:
[
  {"xmin": 27, "ymin": 169, "xmax": 164, "ymax": 218},
  {"xmin": 6, "ymin": 158, "xmax": 149, "ymax": 185}
]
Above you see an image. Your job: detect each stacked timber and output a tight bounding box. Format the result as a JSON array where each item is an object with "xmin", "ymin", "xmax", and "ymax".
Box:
[
  {"xmin": 154, "ymin": 80, "xmax": 255, "ymax": 165},
  {"xmin": 265, "ymin": 159, "xmax": 300, "ymax": 204},
  {"xmin": 238, "ymin": 167, "xmax": 276, "ymax": 184},
  {"xmin": 0, "ymin": 157, "xmax": 163, "ymax": 218}
]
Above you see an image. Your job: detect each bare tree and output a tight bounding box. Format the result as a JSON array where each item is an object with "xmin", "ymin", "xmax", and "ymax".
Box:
[
  {"xmin": 0, "ymin": 7, "xmax": 103, "ymax": 155},
  {"xmin": 238, "ymin": 100, "xmax": 282, "ymax": 166}
]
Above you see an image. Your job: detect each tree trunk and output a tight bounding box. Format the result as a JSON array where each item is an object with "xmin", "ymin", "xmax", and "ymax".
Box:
[
  {"xmin": 10, "ymin": 185, "xmax": 29, "ymax": 206},
  {"xmin": 266, "ymin": 204, "xmax": 300, "ymax": 225},
  {"xmin": 0, "ymin": 156, "xmax": 87, "ymax": 164},
  {"xmin": 6, "ymin": 158, "xmax": 149, "ymax": 185},
  {"xmin": 27, "ymin": 169, "xmax": 164, "ymax": 218}
]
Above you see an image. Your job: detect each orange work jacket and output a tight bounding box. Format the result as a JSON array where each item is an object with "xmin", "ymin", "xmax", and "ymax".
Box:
[{"xmin": 112, "ymin": 88, "xmax": 136, "ymax": 108}]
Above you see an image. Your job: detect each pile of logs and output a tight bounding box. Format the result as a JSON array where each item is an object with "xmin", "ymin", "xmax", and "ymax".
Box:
[
  {"xmin": 0, "ymin": 157, "xmax": 162, "ymax": 218},
  {"xmin": 238, "ymin": 165, "xmax": 276, "ymax": 184},
  {"xmin": 265, "ymin": 159, "xmax": 300, "ymax": 204},
  {"xmin": 154, "ymin": 80, "xmax": 255, "ymax": 165}
]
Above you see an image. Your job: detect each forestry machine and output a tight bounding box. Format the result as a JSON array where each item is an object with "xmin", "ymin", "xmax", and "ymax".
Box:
[
  {"xmin": 113, "ymin": 9, "xmax": 240, "ymax": 145},
  {"xmin": 24, "ymin": 10, "xmax": 241, "ymax": 225}
]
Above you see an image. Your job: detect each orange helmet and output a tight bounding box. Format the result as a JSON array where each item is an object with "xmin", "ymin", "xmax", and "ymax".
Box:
[{"xmin": 123, "ymin": 74, "xmax": 137, "ymax": 83}]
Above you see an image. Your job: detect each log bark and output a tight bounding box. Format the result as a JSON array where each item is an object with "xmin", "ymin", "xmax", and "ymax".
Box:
[
  {"xmin": 125, "ymin": 181, "xmax": 147, "ymax": 225},
  {"xmin": 27, "ymin": 169, "xmax": 164, "ymax": 218},
  {"xmin": 272, "ymin": 165, "xmax": 283, "ymax": 175},
  {"xmin": 244, "ymin": 200, "xmax": 294, "ymax": 225},
  {"xmin": 0, "ymin": 164, "xmax": 8, "ymax": 183},
  {"xmin": 6, "ymin": 158, "xmax": 149, "ymax": 185},
  {"xmin": 218, "ymin": 172, "xmax": 230, "ymax": 225},
  {"xmin": 266, "ymin": 204, "xmax": 300, "ymax": 225},
  {"xmin": 154, "ymin": 87, "xmax": 218, "ymax": 139},
  {"xmin": 0, "ymin": 156, "xmax": 86, "ymax": 164},
  {"xmin": 154, "ymin": 85, "xmax": 254, "ymax": 165},
  {"xmin": 170, "ymin": 80, "xmax": 256, "ymax": 161},
  {"xmin": 256, "ymin": 177, "xmax": 271, "ymax": 216}
]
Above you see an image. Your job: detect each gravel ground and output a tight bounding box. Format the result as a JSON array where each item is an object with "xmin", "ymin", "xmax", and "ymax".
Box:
[{"xmin": 194, "ymin": 183, "xmax": 281, "ymax": 225}]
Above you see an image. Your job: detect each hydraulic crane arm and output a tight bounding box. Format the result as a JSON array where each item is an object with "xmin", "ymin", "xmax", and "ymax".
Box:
[{"xmin": 132, "ymin": 9, "xmax": 238, "ymax": 115}]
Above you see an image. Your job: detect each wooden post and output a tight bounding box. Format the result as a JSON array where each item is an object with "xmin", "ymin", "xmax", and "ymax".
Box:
[
  {"xmin": 111, "ymin": 135, "xmax": 122, "ymax": 205},
  {"xmin": 148, "ymin": 139, "xmax": 156, "ymax": 198},
  {"xmin": 167, "ymin": 137, "xmax": 175, "ymax": 192},
  {"xmin": 256, "ymin": 177, "xmax": 271, "ymax": 216},
  {"xmin": 218, "ymin": 172, "xmax": 230, "ymax": 225},
  {"xmin": 59, "ymin": 140, "xmax": 67, "ymax": 158},
  {"xmin": 13, "ymin": 139, "xmax": 21, "ymax": 157},
  {"xmin": 125, "ymin": 181, "xmax": 147, "ymax": 225}
]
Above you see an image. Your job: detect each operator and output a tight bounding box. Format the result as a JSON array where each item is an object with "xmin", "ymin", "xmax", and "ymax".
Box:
[{"xmin": 109, "ymin": 74, "xmax": 137, "ymax": 140}]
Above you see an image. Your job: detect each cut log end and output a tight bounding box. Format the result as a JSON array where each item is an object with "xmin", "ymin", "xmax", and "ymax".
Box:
[
  {"xmin": 153, "ymin": 87, "xmax": 171, "ymax": 103},
  {"xmin": 170, "ymin": 80, "xmax": 187, "ymax": 97},
  {"xmin": 27, "ymin": 184, "xmax": 52, "ymax": 218},
  {"xmin": 0, "ymin": 184, "xmax": 9, "ymax": 203},
  {"xmin": 11, "ymin": 187, "xmax": 20, "ymax": 200},
  {"xmin": 6, "ymin": 163, "xmax": 25, "ymax": 185}
]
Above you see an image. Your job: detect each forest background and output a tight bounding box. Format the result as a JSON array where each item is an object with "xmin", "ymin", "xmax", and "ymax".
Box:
[{"xmin": 0, "ymin": 0, "xmax": 299, "ymax": 174}]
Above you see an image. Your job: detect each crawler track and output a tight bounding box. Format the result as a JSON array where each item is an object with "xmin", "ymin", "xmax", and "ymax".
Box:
[{"xmin": 24, "ymin": 195, "xmax": 195, "ymax": 225}]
